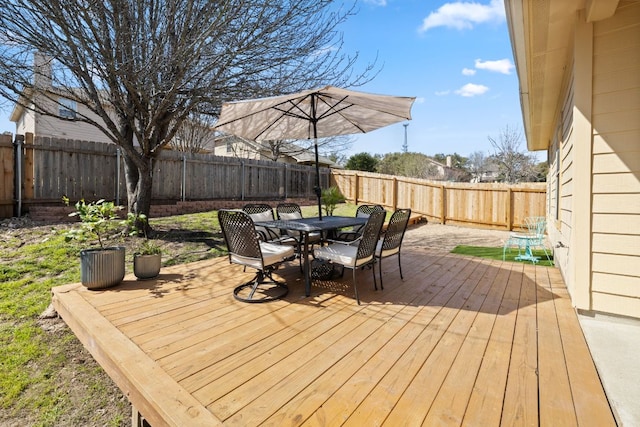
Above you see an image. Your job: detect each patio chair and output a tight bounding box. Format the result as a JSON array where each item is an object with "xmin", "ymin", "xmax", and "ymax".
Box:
[
  {"xmin": 218, "ymin": 209, "xmax": 294, "ymax": 303},
  {"xmin": 333, "ymin": 204, "xmax": 385, "ymax": 242},
  {"xmin": 241, "ymin": 203, "xmax": 282, "ymax": 242},
  {"xmin": 375, "ymin": 208, "xmax": 411, "ymax": 290},
  {"xmin": 313, "ymin": 209, "xmax": 386, "ymax": 304},
  {"xmin": 502, "ymin": 216, "xmax": 552, "ymax": 264},
  {"xmin": 276, "ymin": 203, "xmax": 322, "ymax": 269},
  {"xmin": 276, "ymin": 203, "xmax": 322, "ymax": 243}
]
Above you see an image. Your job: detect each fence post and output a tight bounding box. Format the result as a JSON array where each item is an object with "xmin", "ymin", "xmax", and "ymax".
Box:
[
  {"xmin": 284, "ymin": 164, "xmax": 288, "ymax": 199},
  {"xmin": 392, "ymin": 177, "xmax": 398, "ymax": 210},
  {"xmin": 116, "ymin": 148, "xmax": 121, "ymax": 206},
  {"xmin": 13, "ymin": 135, "xmax": 24, "ymax": 217},
  {"xmin": 354, "ymin": 173, "xmax": 359, "ymax": 205},
  {"xmin": 241, "ymin": 161, "xmax": 245, "ymax": 201},
  {"xmin": 182, "ymin": 154, "xmax": 187, "ymax": 202},
  {"xmin": 23, "ymin": 132, "xmax": 34, "ymax": 201},
  {"xmin": 440, "ymin": 184, "xmax": 446, "ymax": 224},
  {"xmin": 506, "ymin": 187, "xmax": 513, "ymax": 230}
]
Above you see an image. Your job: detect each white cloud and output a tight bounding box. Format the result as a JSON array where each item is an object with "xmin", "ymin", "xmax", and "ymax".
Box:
[
  {"xmin": 414, "ymin": 97, "xmax": 426, "ymax": 104},
  {"xmin": 475, "ymin": 58, "xmax": 514, "ymax": 74},
  {"xmin": 311, "ymin": 45, "xmax": 338, "ymax": 57},
  {"xmin": 455, "ymin": 83, "xmax": 489, "ymax": 97},
  {"xmin": 435, "ymin": 90, "xmax": 451, "ymax": 96},
  {"xmin": 363, "ymin": 0, "xmax": 387, "ymax": 5},
  {"xmin": 462, "ymin": 68, "xmax": 476, "ymax": 76},
  {"xmin": 419, "ymin": 0, "xmax": 505, "ymax": 32}
]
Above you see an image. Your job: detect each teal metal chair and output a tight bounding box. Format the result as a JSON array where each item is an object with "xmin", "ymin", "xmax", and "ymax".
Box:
[{"xmin": 503, "ymin": 216, "xmax": 552, "ymax": 264}]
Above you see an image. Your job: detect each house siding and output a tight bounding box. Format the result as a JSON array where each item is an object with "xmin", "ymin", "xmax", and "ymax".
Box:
[
  {"xmin": 548, "ymin": 61, "xmax": 576, "ymax": 298},
  {"xmin": 34, "ymin": 96, "xmax": 113, "ymax": 144},
  {"xmin": 589, "ymin": 1, "xmax": 640, "ymax": 317}
]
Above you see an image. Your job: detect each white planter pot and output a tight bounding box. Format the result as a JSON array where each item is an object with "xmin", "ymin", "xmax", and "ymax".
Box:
[
  {"xmin": 80, "ymin": 246, "xmax": 125, "ymax": 289},
  {"xmin": 134, "ymin": 254, "xmax": 161, "ymax": 280}
]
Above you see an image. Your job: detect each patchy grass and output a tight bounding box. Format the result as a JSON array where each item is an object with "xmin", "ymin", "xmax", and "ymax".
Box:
[
  {"xmin": 451, "ymin": 245, "xmax": 554, "ymax": 267},
  {"xmin": 0, "ymin": 203, "xmax": 365, "ymax": 425}
]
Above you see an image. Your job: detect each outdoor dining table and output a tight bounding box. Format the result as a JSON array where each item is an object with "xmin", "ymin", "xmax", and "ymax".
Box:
[{"xmin": 255, "ymin": 216, "xmax": 368, "ymax": 297}]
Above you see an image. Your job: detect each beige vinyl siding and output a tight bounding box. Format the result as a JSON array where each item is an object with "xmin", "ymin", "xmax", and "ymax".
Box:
[
  {"xmin": 16, "ymin": 105, "xmax": 35, "ymax": 136},
  {"xmin": 549, "ymin": 67, "xmax": 576, "ymax": 295},
  {"xmin": 36, "ymin": 100, "xmax": 113, "ymax": 144},
  {"xmin": 590, "ymin": 1, "xmax": 640, "ymax": 318}
]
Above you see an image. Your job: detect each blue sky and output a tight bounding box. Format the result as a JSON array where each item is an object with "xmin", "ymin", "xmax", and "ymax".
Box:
[
  {"xmin": 0, "ymin": 0, "xmax": 532, "ymax": 160},
  {"xmin": 338, "ymin": 0, "xmax": 530, "ymax": 159}
]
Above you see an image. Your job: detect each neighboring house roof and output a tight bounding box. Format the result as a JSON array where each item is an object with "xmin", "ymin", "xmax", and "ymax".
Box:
[
  {"xmin": 504, "ymin": 0, "xmax": 620, "ymax": 151},
  {"xmin": 215, "ymin": 135, "xmax": 339, "ymax": 168},
  {"xmin": 9, "ymin": 87, "xmax": 32, "ymax": 122},
  {"xmin": 277, "ymin": 141, "xmax": 340, "ymax": 168}
]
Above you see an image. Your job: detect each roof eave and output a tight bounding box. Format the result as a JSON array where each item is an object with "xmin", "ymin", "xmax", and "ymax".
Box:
[{"xmin": 505, "ymin": 0, "xmax": 586, "ymax": 152}]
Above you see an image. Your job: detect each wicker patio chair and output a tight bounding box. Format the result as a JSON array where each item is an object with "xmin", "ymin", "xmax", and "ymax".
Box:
[
  {"xmin": 313, "ymin": 209, "xmax": 386, "ymax": 304},
  {"xmin": 375, "ymin": 208, "xmax": 411, "ymax": 290},
  {"xmin": 333, "ymin": 204, "xmax": 386, "ymax": 242},
  {"xmin": 276, "ymin": 203, "xmax": 322, "ymax": 243},
  {"xmin": 218, "ymin": 209, "xmax": 294, "ymax": 303},
  {"xmin": 241, "ymin": 203, "xmax": 282, "ymax": 242}
]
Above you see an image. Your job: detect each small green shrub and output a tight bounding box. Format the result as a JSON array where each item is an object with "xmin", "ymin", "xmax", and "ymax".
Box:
[
  {"xmin": 62, "ymin": 197, "xmax": 125, "ymax": 249},
  {"xmin": 321, "ymin": 186, "xmax": 346, "ymax": 216}
]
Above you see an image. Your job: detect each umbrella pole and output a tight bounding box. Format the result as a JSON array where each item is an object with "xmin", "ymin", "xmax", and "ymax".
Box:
[
  {"xmin": 314, "ymin": 139, "xmax": 322, "ymax": 220},
  {"xmin": 311, "ymin": 98, "xmax": 323, "ymax": 220}
]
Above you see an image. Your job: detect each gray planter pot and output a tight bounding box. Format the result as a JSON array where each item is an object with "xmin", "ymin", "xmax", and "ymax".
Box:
[
  {"xmin": 80, "ymin": 246, "xmax": 126, "ymax": 289},
  {"xmin": 133, "ymin": 253, "xmax": 161, "ymax": 280}
]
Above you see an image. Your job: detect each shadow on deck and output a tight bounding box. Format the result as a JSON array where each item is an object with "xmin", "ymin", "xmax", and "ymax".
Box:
[{"xmin": 52, "ymin": 242, "xmax": 615, "ymax": 426}]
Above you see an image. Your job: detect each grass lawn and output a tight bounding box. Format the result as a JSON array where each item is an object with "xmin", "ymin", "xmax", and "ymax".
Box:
[
  {"xmin": 0, "ymin": 203, "xmax": 363, "ymax": 426},
  {"xmin": 451, "ymin": 244, "xmax": 554, "ymax": 267}
]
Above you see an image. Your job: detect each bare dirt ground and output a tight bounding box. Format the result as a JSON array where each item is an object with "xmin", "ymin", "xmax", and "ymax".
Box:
[
  {"xmin": 1, "ymin": 218, "xmax": 510, "ymax": 426},
  {"xmin": 403, "ymin": 221, "xmax": 511, "ymax": 251}
]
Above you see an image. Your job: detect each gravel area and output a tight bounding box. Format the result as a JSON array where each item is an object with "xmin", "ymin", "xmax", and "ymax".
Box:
[{"xmin": 403, "ymin": 221, "xmax": 511, "ymax": 252}]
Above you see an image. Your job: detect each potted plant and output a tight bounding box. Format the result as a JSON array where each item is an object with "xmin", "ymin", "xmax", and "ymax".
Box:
[
  {"xmin": 321, "ymin": 186, "xmax": 346, "ymax": 216},
  {"xmin": 126, "ymin": 213, "xmax": 163, "ymax": 280},
  {"xmin": 63, "ymin": 197, "xmax": 126, "ymax": 289}
]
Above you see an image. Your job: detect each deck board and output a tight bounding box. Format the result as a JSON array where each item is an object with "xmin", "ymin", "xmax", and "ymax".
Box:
[{"xmin": 52, "ymin": 241, "xmax": 616, "ymax": 427}]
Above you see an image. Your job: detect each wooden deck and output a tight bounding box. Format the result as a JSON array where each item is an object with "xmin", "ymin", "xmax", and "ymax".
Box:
[{"xmin": 52, "ymin": 243, "xmax": 615, "ymax": 426}]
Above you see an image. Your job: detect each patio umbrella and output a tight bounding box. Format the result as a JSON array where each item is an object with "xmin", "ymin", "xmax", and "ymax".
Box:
[{"xmin": 215, "ymin": 85, "xmax": 415, "ymax": 219}]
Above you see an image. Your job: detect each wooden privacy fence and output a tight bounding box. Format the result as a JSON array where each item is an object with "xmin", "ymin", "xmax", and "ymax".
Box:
[
  {"xmin": 331, "ymin": 170, "xmax": 547, "ymax": 230},
  {"xmin": 1, "ymin": 134, "xmax": 547, "ymax": 231},
  {"xmin": 3, "ymin": 134, "xmax": 329, "ymax": 217},
  {"xmin": 0, "ymin": 134, "xmax": 14, "ymax": 218}
]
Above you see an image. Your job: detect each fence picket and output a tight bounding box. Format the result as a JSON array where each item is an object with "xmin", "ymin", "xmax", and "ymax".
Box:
[
  {"xmin": 1, "ymin": 135, "xmax": 545, "ymax": 230},
  {"xmin": 330, "ymin": 170, "xmax": 546, "ymax": 231}
]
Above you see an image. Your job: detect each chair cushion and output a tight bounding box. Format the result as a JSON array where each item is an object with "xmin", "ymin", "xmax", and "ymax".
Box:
[
  {"xmin": 248, "ymin": 210, "xmax": 282, "ymax": 241},
  {"xmin": 279, "ymin": 212, "xmax": 302, "ymax": 220},
  {"xmin": 376, "ymin": 239, "xmax": 400, "ymax": 258},
  {"xmin": 278, "ymin": 212, "xmax": 321, "ymax": 242},
  {"xmin": 249, "ymin": 210, "xmax": 274, "ymax": 222},
  {"xmin": 261, "ymin": 242, "xmax": 294, "ymax": 266},
  {"xmin": 230, "ymin": 241, "xmax": 294, "ymax": 269},
  {"xmin": 314, "ymin": 243, "xmax": 373, "ymax": 268}
]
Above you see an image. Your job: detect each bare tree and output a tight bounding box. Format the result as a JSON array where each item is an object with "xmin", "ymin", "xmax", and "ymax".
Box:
[
  {"xmin": 467, "ymin": 150, "xmax": 489, "ymax": 182},
  {"xmin": 488, "ymin": 125, "xmax": 537, "ymax": 183},
  {"xmin": 0, "ymin": 0, "xmax": 373, "ymax": 220},
  {"xmin": 259, "ymin": 135, "xmax": 353, "ymax": 163},
  {"xmin": 169, "ymin": 111, "xmax": 216, "ymax": 153}
]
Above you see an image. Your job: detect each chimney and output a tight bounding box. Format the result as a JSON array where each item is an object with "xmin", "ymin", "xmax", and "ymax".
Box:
[
  {"xmin": 34, "ymin": 52, "xmax": 52, "ymax": 88},
  {"xmin": 446, "ymin": 155, "xmax": 452, "ymax": 168}
]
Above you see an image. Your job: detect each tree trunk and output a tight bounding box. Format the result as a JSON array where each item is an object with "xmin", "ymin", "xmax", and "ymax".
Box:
[{"xmin": 122, "ymin": 152, "xmax": 153, "ymax": 220}]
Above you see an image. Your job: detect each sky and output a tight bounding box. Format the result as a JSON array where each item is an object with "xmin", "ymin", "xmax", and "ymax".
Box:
[
  {"xmin": 0, "ymin": 0, "xmax": 535, "ymax": 160},
  {"xmin": 336, "ymin": 0, "xmax": 531, "ymax": 159}
]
